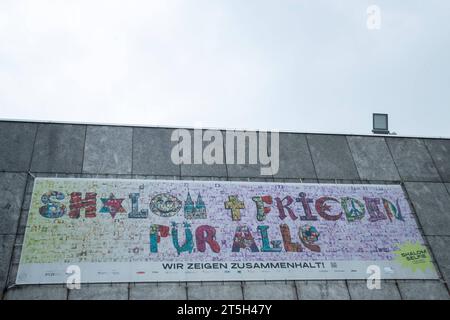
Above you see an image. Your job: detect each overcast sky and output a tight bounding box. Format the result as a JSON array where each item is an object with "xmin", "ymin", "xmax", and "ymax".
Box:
[{"xmin": 1, "ymin": 0, "xmax": 449, "ymax": 137}]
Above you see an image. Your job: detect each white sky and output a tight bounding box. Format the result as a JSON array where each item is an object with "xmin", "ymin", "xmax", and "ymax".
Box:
[{"xmin": 1, "ymin": 0, "xmax": 449, "ymax": 137}]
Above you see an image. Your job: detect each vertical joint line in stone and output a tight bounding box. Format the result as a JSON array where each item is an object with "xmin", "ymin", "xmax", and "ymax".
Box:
[
  {"xmin": 294, "ymin": 281, "xmax": 300, "ymax": 300},
  {"xmin": 222, "ymin": 130, "xmax": 230, "ymax": 180},
  {"xmin": 344, "ymin": 136, "xmax": 362, "ymax": 181},
  {"xmin": 66, "ymin": 285, "xmax": 70, "ymax": 300},
  {"xmin": 177, "ymin": 129, "xmax": 182, "ymax": 178},
  {"xmin": 80, "ymin": 125, "xmax": 87, "ymax": 174},
  {"xmin": 304, "ymin": 135, "xmax": 319, "ymax": 180},
  {"xmin": 401, "ymin": 184, "xmax": 427, "ymax": 236},
  {"xmin": 345, "ymin": 280, "xmax": 353, "ymax": 300},
  {"xmin": 423, "ymin": 139, "xmax": 444, "ymax": 183},
  {"xmin": 394, "ymin": 280, "xmax": 404, "ymax": 300},
  {"xmin": 384, "ymin": 137, "xmax": 403, "ymax": 184},
  {"xmin": 425, "ymin": 235, "xmax": 449, "ymax": 285},
  {"xmin": 28, "ymin": 123, "xmax": 39, "ymax": 172},
  {"xmin": 131, "ymin": 128, "xmax": 135, "ymax": 175}
]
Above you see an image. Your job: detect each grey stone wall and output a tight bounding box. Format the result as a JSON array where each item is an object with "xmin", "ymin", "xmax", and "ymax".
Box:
[{"xmin": 0, "ymin": 120, "xmax": 449, "ymax": 300}]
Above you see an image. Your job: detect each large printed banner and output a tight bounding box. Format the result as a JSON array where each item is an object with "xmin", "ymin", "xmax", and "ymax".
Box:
[{"xmin": 17, "ymin": 178, "xmax": 438, "ymax": 284}]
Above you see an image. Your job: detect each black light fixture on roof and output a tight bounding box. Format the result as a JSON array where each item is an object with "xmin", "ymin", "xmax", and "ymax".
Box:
[{"xmin": 372, "ymin": 113, "xmax": 390, "ymax": 134}]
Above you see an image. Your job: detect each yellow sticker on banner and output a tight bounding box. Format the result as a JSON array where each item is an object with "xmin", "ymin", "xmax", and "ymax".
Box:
[{"xmin": 394, "ymin": 241, "xmax": 433, "ymax": 272}]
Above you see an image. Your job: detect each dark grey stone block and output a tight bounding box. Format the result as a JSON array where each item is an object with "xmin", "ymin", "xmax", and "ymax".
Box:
[
  {"xmin": 404, "ymin": 182, "xmax": 450, "ymax": 236},
  {"xmin": 243, "ymin": 281, "xmax": 297, "ymax": 300},
  {"xmin": 386, "ymin": 138, "xmax": 441, "ymax": 182},
  {"xmin": 397, "ymin": 280, "xmax": 449, "ymax": 300},
  {"xmin": 68, "ymin": 283, "xmax": 129, "ymax": 300},
  {"xmin": 83, "ymin": 126, "xmax": 132, "ymax": 174},
  {"xmin": 181, "ymin": 165, "xmax": 227, "ymax": 177},
  {"xmin": 424, "ymin": 139, "xmax": 450, "ymax": 182},
  {"xmin": 347, "ymin": 136, "xmax": 400, "ymax": 181},
  {"xmin": 347, "ymin": 280, "xmax": 401, "ymax": 300},
  {"xmin": 296, "ymin": 281, "xmax": 350, "ymax": 300},
  {"xmin": 427, "ymin": 236, "xmax": 450, "ymax": 284},
  {"xmin": 0, "ymin": 234, "xmax": 15, "ymax": 297},
  {"xmin": 0, "ymin": 122, "xmax": 37, "ymax": 171},
  {"xmin": 180, "ymin": 130, "xmax": 227, "ymax": 177},
  {"xmin": 129, "ymin": 283, "xmax": 187, "ymax": 300},
  {"xmin": 227, "ymin": 164, "xmax": 264, "ymax": 178},
  {"xmin": 133, "ymin": 127, "xmax": 180, "ymax": 176},
  {"xmin": 0, "ymin": 173, "xmax": 27, "ymax": 234},
  {"xmin": 226, "ymin": 131, "xmax": 274, "ymax": 178},
  {"xmin": 187, "ymin": 282, "xmax": 243, "ymax": 300},
  {"xmin": 31, "ymin": 124, "xmax": 85, "ymax": 173},
  {"xmin": 4, "ymin": 284, "xmax": 67, "ymax": 300},
  {"xmin": 307, "ymin": 135, "xmax": 359, "ymax": 180},
  {"xmin": 274, "ymin": 133, "xmax": 316, "ymax": 179}
]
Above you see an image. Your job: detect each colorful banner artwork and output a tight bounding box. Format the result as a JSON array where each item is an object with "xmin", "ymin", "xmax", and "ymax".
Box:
[{"xmin": 17, "ymin": 178, "xmax": 438, "ymax": 284}]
